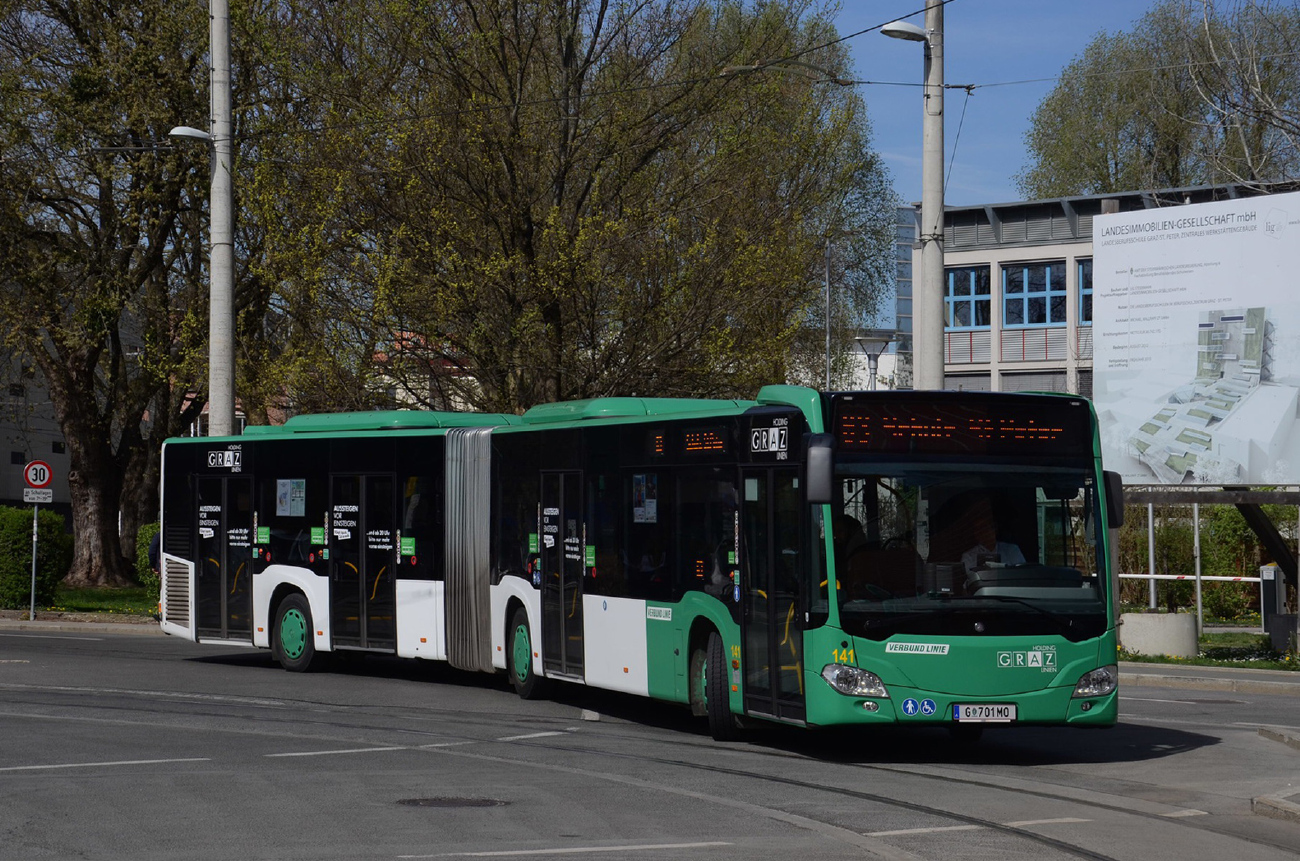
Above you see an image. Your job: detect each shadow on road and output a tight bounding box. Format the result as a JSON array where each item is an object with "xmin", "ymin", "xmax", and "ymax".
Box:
[{"xmin": 183, "ymin": 647, "xmax": 1217, "ymax": 766}]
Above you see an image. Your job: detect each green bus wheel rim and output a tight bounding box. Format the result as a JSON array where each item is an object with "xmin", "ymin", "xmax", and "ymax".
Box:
[
  {"xmin": 512, "ymin": 624, "xmax": 531, "ymax": 682},
  {"xmin": 281, "ymin": 608, "xmax": 308, "ymax": 660}
]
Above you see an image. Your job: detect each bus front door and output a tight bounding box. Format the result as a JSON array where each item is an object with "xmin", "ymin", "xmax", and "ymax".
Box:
[
  {"xmin": 540, "ymin": 471, "xmax": 585, "ymax": 677},
  {"xmin": 740, "ymin": 467, "xmax": 806, "ymax": 724},
  {"xmin": 195, "ymin": 476, "xmax": 253, "ymax": 640},
  {"xmin": 329, "ymin": 474, "xmax": 397, "ymax": 651}
]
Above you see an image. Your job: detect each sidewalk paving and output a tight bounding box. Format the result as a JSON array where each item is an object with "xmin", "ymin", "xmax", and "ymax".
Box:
[{"xmin": 0, "ymin": 615, "xmax": 162, "ymax": 637}]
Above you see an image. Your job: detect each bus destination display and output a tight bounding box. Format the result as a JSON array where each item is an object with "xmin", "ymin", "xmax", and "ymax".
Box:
[{"xmin": 834, "ymin": 399, "xmax": 1091, "ymax": 456}]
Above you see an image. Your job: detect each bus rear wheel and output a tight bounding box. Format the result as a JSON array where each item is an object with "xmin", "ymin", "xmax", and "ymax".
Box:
[
  {"xmin": 275, "ymin": 593, "xmax": 324, "ymax": 672},
  {"xmin": 508, "ymin": 607, "xmax": 546, "ymax": 699},
  {"xmin": 705, "ymin": 632, "xmax": 741, "ymax": 741}
]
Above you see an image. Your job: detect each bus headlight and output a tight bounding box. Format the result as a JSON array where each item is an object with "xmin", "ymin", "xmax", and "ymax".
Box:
[
  {"xmin": 1072, "ymin": 665, "xmax": 1118, "ymax": 698},
  {"xmin": 821, "ymin": 664, "xmax": 889, "ymax": 698}
]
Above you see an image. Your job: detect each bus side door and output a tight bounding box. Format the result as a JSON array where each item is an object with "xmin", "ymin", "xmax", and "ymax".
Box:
[
  {"xmin": 329, "ymin": 474, "xmax": 397, "ymax": 651},
  {"xmin": 740, "ymin": 466, "xmax": 806, "ymax": 723},
  {"xmin": 195, "ymin": 476, "xmax": 253, "ymax": 640},
  {"xmin": 540, "ymin": 470, "xmax": 584, "ymax": 677}
]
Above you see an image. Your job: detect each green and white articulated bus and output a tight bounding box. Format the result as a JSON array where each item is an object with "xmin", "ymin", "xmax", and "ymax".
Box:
[{"xmin": 159, "ymin": 385, "xmax": 1124, "ymax": 740}]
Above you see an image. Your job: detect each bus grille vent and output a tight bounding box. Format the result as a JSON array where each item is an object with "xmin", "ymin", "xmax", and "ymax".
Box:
[{"xmin": 163, "ymin": 559, "xmax": 190, "ymax": 626}]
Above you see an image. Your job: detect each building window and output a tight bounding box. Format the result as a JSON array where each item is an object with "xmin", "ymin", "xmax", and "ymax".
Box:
[
  {"xmin": 945, "ymin": 266, "xmax": 991, "ymax": 329},
  {"xmin": 1003, "ymin": 261, "xmax": 1066, "ymax": 328},
  {"xmin": 10, "ymin": 451, "xmax": 24, "ymax": 465},
  {"xmin": 8, "ymin": 383, "xmax": 24, "ymax": 398},
  {"xmin": 1078, "ymin": 258, "xmax": 1093, "ymax": 325},
  {"xmin": 52, "ymin": 441, "xmax": 65, "ymax": 454}
]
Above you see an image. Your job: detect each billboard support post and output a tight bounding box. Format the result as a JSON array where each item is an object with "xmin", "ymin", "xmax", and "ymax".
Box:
[{"xmin": 1148, "ymin": 503, "xmax": 1157, "ymax": 610}]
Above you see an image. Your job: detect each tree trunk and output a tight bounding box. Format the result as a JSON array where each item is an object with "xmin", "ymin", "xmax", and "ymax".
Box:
[{"xmin": 63, "ymin": 461, "xmax": 132, "ymax": 588}]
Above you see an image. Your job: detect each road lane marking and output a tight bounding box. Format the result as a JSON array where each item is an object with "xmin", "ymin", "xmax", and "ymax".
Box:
[
  {"xmin": 1161, "ymin": 809, "xmax": 1208, "ymax": 817},
  {"xmin": 266, "ymin": 746, "xmax": 407, "ymax": 758},
  {"xmin": 866, "ymin": 825, "xmax": 980, "ymax": 837},
  {"xmin": 0, "ymin": 683, "xmax": 286, "ymax": 706},
  {"xmin": 1004, "ymin": 818, "xmax": 1091, "ymax": 827},
  {"xmin": 494, "ymin": 732, "xmax": 565, "ymax": 742},
  {"xmin": 1123, "ymin": 696, "xmax": 1207, "ymax": 705},
  {"xmin": 401, "ymin": 842, "xmax": 733, "ymax": 858},
  {"xmin": 0, "ymin": 757, "xmax": 209, "ymax": 772}
]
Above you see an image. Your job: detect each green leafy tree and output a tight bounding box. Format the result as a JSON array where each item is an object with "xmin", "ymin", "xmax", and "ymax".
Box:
[
  {"xmin": 1018, "ymin": 0, "xmax": 1300, "ymax": 198},
  {"xmin": 239, "ymin": 0, "xmax": 894, "ymax": 414},
  {"xmin": 0, "ymin": 0, "xmax": 211, "ymax": 585}
]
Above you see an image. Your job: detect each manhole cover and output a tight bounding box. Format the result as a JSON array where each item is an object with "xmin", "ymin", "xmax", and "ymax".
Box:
[{"xmin": 397, "ymin": 798, "xmax": 507, "ymax": 808}]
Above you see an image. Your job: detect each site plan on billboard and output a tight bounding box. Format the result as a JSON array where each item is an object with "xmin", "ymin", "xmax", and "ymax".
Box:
[{"xmin": 1093, "ymin": 191, "xmax": 1300, "ymax": 485}]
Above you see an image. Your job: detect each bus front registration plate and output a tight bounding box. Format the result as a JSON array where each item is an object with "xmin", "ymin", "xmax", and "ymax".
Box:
[{"xmin": 953, "ymin": 704, "xmax": 1016, "ymax": 723}]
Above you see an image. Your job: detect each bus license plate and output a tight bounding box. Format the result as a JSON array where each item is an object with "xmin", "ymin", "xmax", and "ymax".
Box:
[{"xmin": 953, "ymin": 704, "xmax": 1016, "ymax": 723}]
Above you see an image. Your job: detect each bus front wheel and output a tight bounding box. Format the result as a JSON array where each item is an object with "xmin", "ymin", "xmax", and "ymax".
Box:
[
  {"xmin": 705, "ymin": 632, "xmax": 741, "ymax": 741},
  {"xmin": 274, "ymin": 593, "xmax": 324, "ymax": 672}
]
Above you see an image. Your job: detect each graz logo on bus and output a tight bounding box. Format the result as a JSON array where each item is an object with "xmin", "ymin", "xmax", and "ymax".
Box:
[
  {"xmin": 997, "ymin": 646, "xmax": 1057, "ymax": 672},
  {"xmin": 751, "ymin": 418, "xmax": 789, "ymax": 460},
  {"xmin": 207, "ymin": 448, "xmax": 243, "ymax": 472}
]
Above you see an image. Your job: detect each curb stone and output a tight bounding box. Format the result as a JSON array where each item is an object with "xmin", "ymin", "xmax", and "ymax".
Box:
[
  {"xmin": 1252, "ymin": 785, "xmax": 1300, "ymax": 824},
  {"xmin": 0, "ymin": 619, "xmax": 162, "ymax": 636}
]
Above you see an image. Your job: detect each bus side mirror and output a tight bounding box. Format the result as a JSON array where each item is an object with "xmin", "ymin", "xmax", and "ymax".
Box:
[
  {"xmin": 806, "ymin": 434, "xmax": 833, "ymax": 505},
  {"xmin": 1103, "ymin": 470, "xmax": 1124, "ymax": 529}
]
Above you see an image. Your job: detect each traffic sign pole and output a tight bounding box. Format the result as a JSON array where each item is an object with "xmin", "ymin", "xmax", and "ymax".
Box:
[
  {"xmin": 29, "ymin": 505, "xmax": 37, "ymax": 622},
  {"xmin": 23, "ymin": 460, "xmax": 53, "ymax": 621}
]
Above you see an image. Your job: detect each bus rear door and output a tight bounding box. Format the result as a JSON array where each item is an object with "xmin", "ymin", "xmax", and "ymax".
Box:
[
  {"xmin": 540, "ymin": 470, "xmax": 585, "ymax": 677},
  {"xmin": 195, "ymin": 476, "xmax": 253, "ymax": 640}
]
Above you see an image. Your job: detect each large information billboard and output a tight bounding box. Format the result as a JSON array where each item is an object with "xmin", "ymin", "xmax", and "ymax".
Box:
[{"xmin": 1093, "ymin": 192, "xmax": 1300, "ymax": 485}]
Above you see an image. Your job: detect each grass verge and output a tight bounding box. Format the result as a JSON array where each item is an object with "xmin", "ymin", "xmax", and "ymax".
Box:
[
  {"xmin": 47, "ymin": 586, "xmax": 156, "ymax": 617},
  {"xmin": 1121, "ymin": 631, "xmax": 1297, "ymax": 671}
]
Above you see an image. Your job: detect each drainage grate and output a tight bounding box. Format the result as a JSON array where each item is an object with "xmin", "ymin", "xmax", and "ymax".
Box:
[{"xmin": 397, "ymin": 798, "xmax": 507, "ymax": 808}]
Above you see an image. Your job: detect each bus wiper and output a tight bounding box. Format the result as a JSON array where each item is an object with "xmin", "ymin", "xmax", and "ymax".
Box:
[{"xmin": 968, "ymin": 595, "xmax": 1074, "ymax": 631}]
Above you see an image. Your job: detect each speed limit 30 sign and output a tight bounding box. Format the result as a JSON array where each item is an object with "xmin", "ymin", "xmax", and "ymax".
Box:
[
  {"xmin": 23, "ymin": 460, "xmax": 53, "ymax": 503},
  {"xmin": 24, "ymin": 460, "xmax": 52, "ymax": 489}
]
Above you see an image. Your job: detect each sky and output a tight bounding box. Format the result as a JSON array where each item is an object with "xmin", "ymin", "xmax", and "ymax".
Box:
[{"xmin": 835, "ymin": 1, "xmax": 1156, "ymax": 206}]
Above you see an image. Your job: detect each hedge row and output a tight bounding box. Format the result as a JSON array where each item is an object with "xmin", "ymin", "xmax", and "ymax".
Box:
[{"xmin": 0, "ymin": 507, "xmax": 73, "ymax": 610}]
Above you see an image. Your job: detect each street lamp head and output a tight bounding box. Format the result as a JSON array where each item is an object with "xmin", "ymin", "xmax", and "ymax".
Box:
[
  {"xmin": 881, "ymin": 20, "xmax": 928, "ymax": 43},
  {"xmin": 168, "ymin": 125, "xmax": 213, "ymax": 143},
  {"xmin": 855, "ymin": 329, "xmax": 894, "ymax": 357}
]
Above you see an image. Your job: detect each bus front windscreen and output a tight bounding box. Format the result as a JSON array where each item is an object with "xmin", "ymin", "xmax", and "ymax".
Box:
[{"xmin": 829, "ymin": 461, "xmax": 1107, "ymax": 642}]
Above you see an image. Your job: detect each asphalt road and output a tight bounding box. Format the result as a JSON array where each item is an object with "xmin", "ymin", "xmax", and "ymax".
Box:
[{"xmin": 0, "ymin": 629, "xmax": 1298, "ymax": 860}]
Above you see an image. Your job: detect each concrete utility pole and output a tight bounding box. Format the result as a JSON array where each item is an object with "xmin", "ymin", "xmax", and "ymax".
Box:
[
  {"xmin": 883, "ymin": 1, "xmax": 944, "ymax": 391},
  {"xmin": 917, "ymin": 0, "xmax": 945, "ymax": 391},
  {"xmin": 208, "ymin": 0, "xmax": 236, "ymax": 437}
]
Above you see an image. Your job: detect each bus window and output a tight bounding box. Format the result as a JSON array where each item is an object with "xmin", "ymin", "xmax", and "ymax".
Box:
[
  {"xmin": 626, "ymin": 471, "xmax": 672, "ymax": 601},
  {"xmin": 585, "ymin": 471, "xmax": 624, "ymax": 597},
  {"xmin": 830, "ymin": 465, "xmax": 1108, "ymax": 641},
  {"xmin": 677, "ymin": 469, "xmax": 738, "ymax": 602},
  {"xmin": 399, "ymin": 474, "xmax": 439, "ymax": 580}
]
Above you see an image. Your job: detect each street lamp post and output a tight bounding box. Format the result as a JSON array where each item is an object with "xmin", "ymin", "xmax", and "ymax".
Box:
[
  {"xmin": 883, "ymin": 2, "xmax": 944, "ymax": 392},
  {"xmin": 855, "ymin": 330, "xmax": 894, "ymax": 391},
  {"xmin": 169, "ymin": 0, "xmax": 236, "ymax": 437},
  {"xmin": 824, "ymin": 239, "xmax": 832, "ymax": 390}
]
